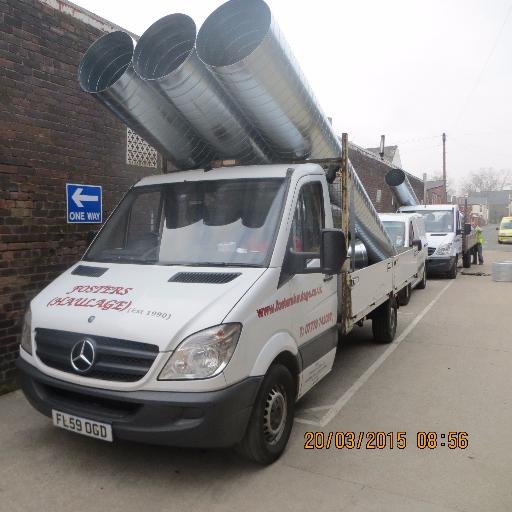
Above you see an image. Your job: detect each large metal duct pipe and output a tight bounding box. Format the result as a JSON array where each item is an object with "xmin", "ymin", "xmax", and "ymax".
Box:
[
  {"xmin": 196, "ymin": 0, "xmax": 342, "ymax": 162},
  {"xmin": 133, "ymin": 14, "xmax": 271, "ymax": 164},
  {"xmin": 330, "ymin": 162, "xmax": 396, "ymax": 263},
  {"xmin": 78, "ymin": 31, "xmax": 213, "ymax": 170},
  {"xmin": 385, "ymin": 168, "xmax": 419, "ymax": 207},
  {"xmin": 197, "ymin": 0, "xmax": 394, "ymax": 262}
]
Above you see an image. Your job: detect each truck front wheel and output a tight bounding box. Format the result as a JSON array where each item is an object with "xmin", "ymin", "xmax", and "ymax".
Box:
[
  {"xmin": 372, "ymin": 298, "xmax": 397, "ymax": 344},
  {"xmin": 236, "ymin": 364, "xmax": 295, "ymax": 464},
  {"xmin": 448, "ymin": 256, "xmax": 458, "ymax": 279}
]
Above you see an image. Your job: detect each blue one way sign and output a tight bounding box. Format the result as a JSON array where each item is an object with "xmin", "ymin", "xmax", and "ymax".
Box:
[{"xmin": 66, "ymin": 183, "xmax": 102, "ymax": 224}]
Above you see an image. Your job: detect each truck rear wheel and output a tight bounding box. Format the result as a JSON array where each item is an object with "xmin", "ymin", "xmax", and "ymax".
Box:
[
  {"xmin": 398, "ymin": 284, "xmax": 411, "ymax": 306},
  {"xmin": 416, "ymin": 269, "xmax": 427, "ymax": 290},
  {"xmin": 462, "ymin": 251, "xmax": 472, "ymax": 268},
  {"xmin": 236, "ymin": 364, "xmax": 295, "ymax": 464},
  {"xmin": 372, "ymin": 298, "xmax": 397, "ymax": 344}
]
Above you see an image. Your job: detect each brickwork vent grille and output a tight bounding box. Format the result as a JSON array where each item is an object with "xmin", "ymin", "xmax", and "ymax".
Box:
[
  {"xmin": 126, "ymin": 127, "xmax": 158, "ymax": 168},
  {"xmin": 71, "ymin": 265, "xmax": 109, "ymax": 277},
  {"xmin": 168, "ymin": 272, "xmax": 241, "ymax": 284}
]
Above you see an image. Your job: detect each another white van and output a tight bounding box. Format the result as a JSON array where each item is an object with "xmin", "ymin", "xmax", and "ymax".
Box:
[
  {"xmin": 398, "ymin": 204, "xmax": 474, "ymax": 278},
  {"xmin": 379, "ymin": 213, "xmax": 427, "ymax": 304}
]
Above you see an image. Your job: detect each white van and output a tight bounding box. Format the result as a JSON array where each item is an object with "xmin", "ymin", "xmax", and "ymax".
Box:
[
  {"xmin": 398, "ymin": 204, "xmax": 474, "ymax": 278},
  {"xmin": 379, "ymin": 213, "xmax": 427, "ymax": 304},
  {"xmin": 18, "ymin": 163, "xmax": 419, "ymax": 464}
]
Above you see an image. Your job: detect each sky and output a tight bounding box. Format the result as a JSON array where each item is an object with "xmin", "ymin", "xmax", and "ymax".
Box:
[{"xmin": 72, "ymin": 0, "xmax": 512, "ymax": 189}]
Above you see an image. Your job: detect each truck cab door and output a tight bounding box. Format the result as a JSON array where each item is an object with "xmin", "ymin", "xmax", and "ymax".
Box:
[{"xmin": 281, "ymin": 178, "xmax": 338, "ymax": 398}]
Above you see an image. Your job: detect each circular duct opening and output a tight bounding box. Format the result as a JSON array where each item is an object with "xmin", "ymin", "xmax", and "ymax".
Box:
[
  {"xmin": 78, "ymin": 31, "xmax": 134, "ymax": 93},
  {"xmin": 197, "ymin": 0, "xmax": 271, "ymax": 67},
  {"xmin": 385, "ymin": 168, "xmax": 406, "ymax": 187},
  {"xmin": 134, "ymin": 14, "xmax": 196, "ymax": 80}
]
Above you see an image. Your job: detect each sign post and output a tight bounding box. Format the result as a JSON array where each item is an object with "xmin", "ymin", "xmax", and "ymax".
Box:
[{"xmin": 66, "ymin": 184, "xmax": 102, "ymax": 224}]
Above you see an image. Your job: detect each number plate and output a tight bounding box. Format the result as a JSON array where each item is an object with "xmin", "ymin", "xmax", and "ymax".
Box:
[{"xmin": 52, "ymin": 410, "xmax": 113, "ymax": 442}]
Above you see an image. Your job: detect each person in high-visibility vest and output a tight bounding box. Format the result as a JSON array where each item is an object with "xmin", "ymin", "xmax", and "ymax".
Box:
[{"xmin": 472, "ymin": 220, "xmax": 484, "ymax": 265}]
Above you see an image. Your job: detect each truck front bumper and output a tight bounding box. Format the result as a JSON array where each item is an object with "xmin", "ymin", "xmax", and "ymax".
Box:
[
  {"xmin": 17, "ymin": 357, "xmax": 262, "ymax": 448},
  {"xmin": 426, "ymin": 256, "xmax": 455, "ymax": 273}
]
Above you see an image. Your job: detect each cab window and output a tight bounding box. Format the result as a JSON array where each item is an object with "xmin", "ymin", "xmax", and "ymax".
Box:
[{"xmin": 290, "ymin": 182, "xmax": 324, "ymax": 253}]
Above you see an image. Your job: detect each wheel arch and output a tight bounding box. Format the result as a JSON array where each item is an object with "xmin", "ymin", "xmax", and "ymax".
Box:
[{"xmin": 249, "ymin": 332, "xmax": 301, "ymax": 393}]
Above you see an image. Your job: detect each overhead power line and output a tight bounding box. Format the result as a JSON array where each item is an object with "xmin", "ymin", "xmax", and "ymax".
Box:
[{"xmin": 453, "ymin": 1, "xmax": 512, "ymax": 127}]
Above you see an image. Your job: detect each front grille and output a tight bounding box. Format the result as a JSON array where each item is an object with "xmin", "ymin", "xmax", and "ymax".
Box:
[
  {"xmin": 41, "ymin": 383, "xmax": 141, "ymax": 420},
  {"xmin": 35, "ymin": 328, "xmax": 158, "ymax": 382},
  {"xmin": 428, "ymin": 247, "xmax": 436, "ymax": 256},
  {"xmin": 168, "ymin": 272, "xmax": 241, "ymax": 284}
]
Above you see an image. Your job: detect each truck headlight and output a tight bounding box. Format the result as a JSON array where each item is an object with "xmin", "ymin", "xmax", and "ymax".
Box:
[
  {"xmin": 159, "ymin": 323, "xmax": 242, "ymax": 380},
  {"xmin": 20, "ymin": 308, "xmax": 32, "ymax": 355},
  {"xmin": 436, "ymin": 242, "xmax": 452, "ymax": 256}
]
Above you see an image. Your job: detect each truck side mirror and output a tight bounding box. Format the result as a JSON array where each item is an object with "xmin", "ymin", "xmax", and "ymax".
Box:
[
  {"xmin": 464, "ymin": 223, "xmax": 472, "ymax": 235},
  {"xmin": 321, "ymin": 229, "xmax": 347, "ymax": 275},
  {"xmin": 412, "ymin": 239, "xmax": 422, "ymax": 251}
]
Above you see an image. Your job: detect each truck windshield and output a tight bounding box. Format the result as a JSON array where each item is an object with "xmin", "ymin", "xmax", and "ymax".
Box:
[
  {"xmin": 381, "ymin": 221, "xmax": 406, "ymax": 248},
  {"xmin": 501, "ymin": 221, "xmax": 512, "ymax": 229},
  {"xmin": 406, "ymin": 210, "xmax": 454, "ymax": 233},
  {"xmin": 85, "ymin": 178, "xmax": 286, "ymax": 267}
]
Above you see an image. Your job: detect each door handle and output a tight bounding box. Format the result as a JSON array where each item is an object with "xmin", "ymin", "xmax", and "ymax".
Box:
[{"xmin": 323, "ymin": 275, "xmax": 334, "ymax": 282}]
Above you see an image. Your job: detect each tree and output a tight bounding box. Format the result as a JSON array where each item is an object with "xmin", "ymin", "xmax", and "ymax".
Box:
[{"xmin": 460, "ymin": 168, "xmax": 512, "ymax": 195}]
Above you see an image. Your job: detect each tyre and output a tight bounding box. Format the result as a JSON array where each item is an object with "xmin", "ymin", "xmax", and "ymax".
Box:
[
  {"xmin": 398, "ymin": 284, "xmax": 411, "ymax": 306},
  {"xmin": 462, "ymin": 251, "xmax": 471, "ymax": 269},
  {"xmin": 498, "ymin": 240, "xmax": 502, "ymax": 244},
  {"xmin": 236, "ymin": 364, "xmax": 295, "ymax": 464},
  {"xmin": 372, "ymin": 298, "xmax": 397, "ymax": 344},
  {"xmin": 447, "ymin": 256, "xmax": 458, "ymax": 279},
  {"xmin": 416, "ymin": 269, "xmax": 427, "ymax": 290}
]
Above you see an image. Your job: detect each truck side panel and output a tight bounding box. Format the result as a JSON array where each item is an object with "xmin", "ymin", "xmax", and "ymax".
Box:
[{"xmin": 349, "ymin": 259, "xmax": 394, "ymax": 322}]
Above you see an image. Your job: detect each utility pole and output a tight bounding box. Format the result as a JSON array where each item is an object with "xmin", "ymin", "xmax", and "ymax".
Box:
[{"xmin": 442, "ymin": 132, "xmax": 447, "ymax": 202}]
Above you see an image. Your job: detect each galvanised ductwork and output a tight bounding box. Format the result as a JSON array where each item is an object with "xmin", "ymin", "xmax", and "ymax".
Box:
[
  {"xmin": 330, "ymin": 162, "xmax": 396, "ymax": 263},
  {"xmin": 78, "ymin": 31, "xmax": 213, "ymax": 170},
  {"xmin": 197, "ymin": 0, "xmax": 395, "ymax": 262},
  {"xmin": 385, "ymin": 168, "xmax": 420, "ymax": 207},
  {"xmin": 133, "ymin": 14, "xmax": 271, "ymax": 164},
  {"xmin": 196, "ymin": 0, "xmax": 341, "ymax": 163}
]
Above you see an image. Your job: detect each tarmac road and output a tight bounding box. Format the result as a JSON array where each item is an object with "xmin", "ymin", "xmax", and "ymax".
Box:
[
  {"xmin": 482, "ymin": 223, "xmax": 512, "ymax": 253},
  {"xmin": 1, "ymin": 248, "xmax": 511, "ymax": 511}
]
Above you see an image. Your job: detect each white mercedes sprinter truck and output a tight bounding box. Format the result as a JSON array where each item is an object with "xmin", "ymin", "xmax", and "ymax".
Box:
[
  {"xmin": 379, "ymin": 213, "xmax": 428, "ymax": 305},
  {"xmin": 18, "ymin": 163, "xmax": 416, "ymax": 463},
  {"xmin": 397, "ymin": 204, "xmax": 473, "ymax": 278}
]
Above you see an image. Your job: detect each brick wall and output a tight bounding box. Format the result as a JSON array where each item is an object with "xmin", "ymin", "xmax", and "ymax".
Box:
[
  {"xmin": 349, "ymin": 144, "xmax": 424, "ymax": 212},
  {"xmin": 0, "ymin": 0, "xmax": 159, "ymax": 391}
]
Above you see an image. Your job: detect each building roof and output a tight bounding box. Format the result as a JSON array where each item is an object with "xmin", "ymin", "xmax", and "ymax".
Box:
[
  {"xmin": 349, "ymin": 142, "xmax": 421, "ymax": 184},
  {"xmin": 425, "ymin": 179, "xmax": 445, "ymax": 190},
  {"xmin": 366, "ymin": 145, "xmax": 399, "ymax": 164},
  {"xmin": 466, "ymin": 196, "xmax": 489, "ymax": 206},
  {"xmin": 40, "ymin": 0, "xmax": 139, "ymax": 38},
  {"xmin": 469, "ymin": 190, "xmax": 512, "ymax": 205}
]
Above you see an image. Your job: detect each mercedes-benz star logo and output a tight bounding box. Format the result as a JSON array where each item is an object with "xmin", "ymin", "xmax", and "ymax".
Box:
[{"xmin": 70, "ymin": 338, "xmax": 96, "ymax": 373}]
